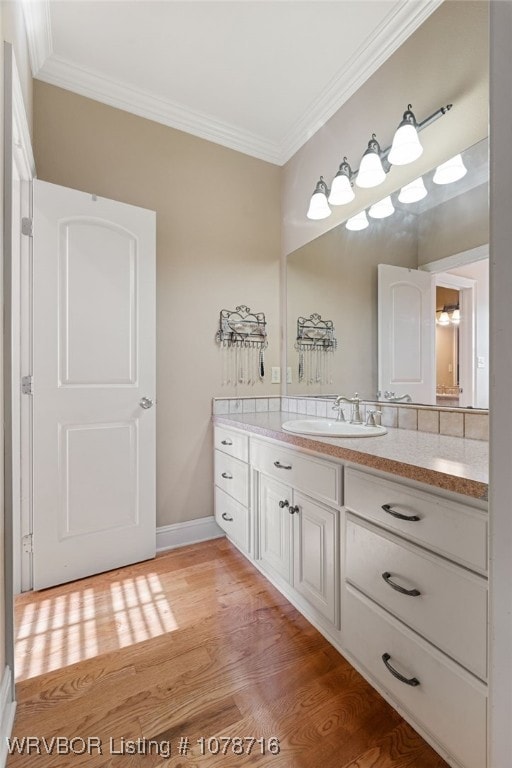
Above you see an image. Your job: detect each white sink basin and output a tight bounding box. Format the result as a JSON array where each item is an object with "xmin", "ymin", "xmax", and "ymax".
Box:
[{"xmin": 281, "ymin": 419, "xmax": 387, "ymax": 438}]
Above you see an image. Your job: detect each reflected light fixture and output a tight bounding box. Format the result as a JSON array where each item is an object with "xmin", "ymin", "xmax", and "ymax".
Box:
[
  {"xmin": 433, "ymin": 154, "xmax": 467, "ymax": 184},
  {"xmin": 388, "ymin": 104, "xmax": 423, "ymax": 166},
  {"xmin": 437, "ymin": 310, "xmax": 450, "ymax": 326},
  {"xmin": 306, "ymin": 176, "xmax": 331, "ymax": 220},
  {"xmin": 346, "ymin": 210, "xmax": 369, "ymax": 231},
  {"xmin": 398, "ymin": 176, "xmax": 428, "ymax": 204},
  {"xmin": 436, "ymin": 304, "xmax": 460, "ymax": 325},
  {"xmin": 451, "ymin": 307, "xmax": 461, "ymax": 324},
  {"xmin": 356, "ymin": 135, "xmax": 386, "ymax": 188},
  {"xmin": 368, "ymin": 195, "xmax": 395, "ymax": 219},
  {"xmin": 328, "ymin": 158, "xmax": 355, "ymax": 205}
]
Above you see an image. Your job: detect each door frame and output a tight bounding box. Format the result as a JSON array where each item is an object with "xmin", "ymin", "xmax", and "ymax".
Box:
[
  {"xmin": 6, "ymin": 44, "xmax": 35, "ymax": 598},
  {"xmin": 420, "ymin": 245, "xmax": 488, "ymax": 409}
]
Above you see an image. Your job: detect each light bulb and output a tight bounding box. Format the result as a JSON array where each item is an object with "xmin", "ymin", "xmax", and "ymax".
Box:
[
  {"xmin": 451, "ymin": 308, "xmax": 460, "ymax": 324},
  {"xmin": 388, "ymin": 105, "xmax": 423, "ymax": 166},
  {"xmin": 398, "ymin": 177, "xmax": 427, "ymax": 204},
  {"xmin": 328, "ymin": 159, "xmax": 354, "ymax": 205},
  {"xmin": 346, "ymin": 211, "xmax": 369, "ymax": 231},
  {"xmin": 437, "ymin": 311, "xmax": 450, "ymax": 326},
  {"xmin": 307, "ymin": 176, "xmax": 331, "ymax": 220},
  {"xmin": 433, "ymin": 154, "xmax": 467, "ymax": 185},
  {"xmin": 368, "ymin": 196, "xmax": 395, "ymax": 219},
  {"xmin": 356, "ymin": 135, "xmax": 386, "ymax": 188}
]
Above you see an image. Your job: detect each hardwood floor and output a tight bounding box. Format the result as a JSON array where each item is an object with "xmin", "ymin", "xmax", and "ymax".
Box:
[{"xmin": 10, "ymin": 539, "xmax": 449, "ymax": 767}]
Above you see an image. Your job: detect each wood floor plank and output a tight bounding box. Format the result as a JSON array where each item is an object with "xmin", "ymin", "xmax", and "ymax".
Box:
[{"xmin": 10, "ymin": 539, "xmax": 450, "ymax": 768}]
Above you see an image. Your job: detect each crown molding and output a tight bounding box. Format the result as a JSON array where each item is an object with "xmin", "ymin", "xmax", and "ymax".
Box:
[
  {"xmin": 26, "ymin": 0, "xmax": 443, "ymax": 165},
  {"xmin": 37, "ymin": 56, "xmax": 283, "ymax": 164},
  {"xmin": 279, "ymin": 0, "xmax": 445, "ymax": 164},
  {"xmin": 21, "ymin": 0, "xmax": 53, "ymax": 76}
]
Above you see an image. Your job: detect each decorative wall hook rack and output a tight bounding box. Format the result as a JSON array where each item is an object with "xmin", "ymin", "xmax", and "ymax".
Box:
[
  {"xmin": 295, "ymin": 313, "xmax": 337, "ymax": 385},
  {"xmin": 216, "ymin": 305, "xmax": 267, "ymax": 385}
]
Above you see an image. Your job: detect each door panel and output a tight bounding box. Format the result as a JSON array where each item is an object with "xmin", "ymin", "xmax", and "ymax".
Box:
[
  {"xmin": 258, "ymin": 475, "xmax": 292, "ymax": 583},
  {"xmin": 378, "ymin": 264, "xmax": 435, "ymax": 404},
  {"xmin": 32, "ymin": 179, "xmax": 156, "ymax": 589}
]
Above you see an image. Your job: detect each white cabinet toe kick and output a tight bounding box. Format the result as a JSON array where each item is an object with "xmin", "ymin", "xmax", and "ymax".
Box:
[{"xmin": 213, "ymin": 424, "xmax": 488, "ymax": 768}]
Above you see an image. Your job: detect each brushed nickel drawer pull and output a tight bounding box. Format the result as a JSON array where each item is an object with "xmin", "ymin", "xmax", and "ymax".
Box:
[
  {"xmin": 382, "ymin": 653, "xmax": 420, "ymax": 686},
  {"xmin": 221, "ymin": 439, "xmax": 233, "ymax": 446},
  {"xmin": 279, "ymin": 499, "xmax": 290, "ymax": 509},
  {"xmin": 274, "ymin": 461, "xmax": 292, "ymax": 470},
  {"xmin": 382, "ymin": 571, "xmax": 421, "ymax": 597},
  {"xmin": 221, "ymin": 472, "xmax": 233, "ymax": 480},
  {"xmin": 289, "ymin": 505, "xmax": 300, "ymax": 515},
  {"xmin": 382, "ymin": 503, "xmax": 420, "ymax": 522},
  {"xmin": 221, "ymin": 512, "xmax": 233, "ymax": 522}
]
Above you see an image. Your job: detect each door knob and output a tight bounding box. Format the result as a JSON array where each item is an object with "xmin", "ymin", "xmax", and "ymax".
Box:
[{"xmin": 139, "ymin": 397, "xmax": 154, "ymax": 410}]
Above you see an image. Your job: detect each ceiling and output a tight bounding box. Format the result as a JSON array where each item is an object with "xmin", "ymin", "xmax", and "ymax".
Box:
[{"xmin": 22, "ymin": 0, "xmax": 443, "ymax": 165}]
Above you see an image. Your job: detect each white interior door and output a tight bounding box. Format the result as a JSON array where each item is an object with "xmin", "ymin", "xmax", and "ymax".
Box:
[
  {"xmin": 32, "ymin": 179, "xmax": 156, "ymax": 590},
  {"xmin": 378, "ymin": 264, "xmax": 435, "ymax": 404}
]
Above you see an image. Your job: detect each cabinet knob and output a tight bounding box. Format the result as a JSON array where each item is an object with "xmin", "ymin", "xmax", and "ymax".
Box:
[
  {"xmin": 279, "ymin": 499, "xmax": 289, "ymax": 509},
  {"xmin": 289, "ymin": 505, "xmax": 300, "ymax": 515}
]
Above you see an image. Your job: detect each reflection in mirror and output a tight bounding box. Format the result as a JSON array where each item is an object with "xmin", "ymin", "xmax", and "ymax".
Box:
[{"xmin": 286, "ymin": 138, "xmax": 489, "ymax": 409}]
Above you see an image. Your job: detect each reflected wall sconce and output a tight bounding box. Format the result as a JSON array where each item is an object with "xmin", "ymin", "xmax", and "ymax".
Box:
[
  {"xmin": 436, "ymin": 304, "xmax": 460, "ymax": 325},
  {"xmin": 398, "ymin": 176, "xmax": 428, "ymax": 204},
  {"xmin": 307, "ymin": 102, "xmax": 452, "ymax": 220},
  {"xmin": 433, "ymin": 153, "xmax": 467, "ymax": 184}
]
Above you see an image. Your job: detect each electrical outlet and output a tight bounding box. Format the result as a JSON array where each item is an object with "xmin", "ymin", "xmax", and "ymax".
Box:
[
  {"xmin": 287, "ymin": 367, "xmax": 292, "ymax": 384},
  {"xmin": 477, "ymin": 356, "xmax": 486, "ymax": 369},
  {"xmin": 271, "ymin": 366, "xmax": 281, "ymax": 384}
]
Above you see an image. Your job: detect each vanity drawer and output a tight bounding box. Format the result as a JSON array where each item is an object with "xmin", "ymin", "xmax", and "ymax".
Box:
[
  {"xmin": 343, "ymin": 584, "xmax": 487, "ymax": 768},
  {"xmin": 214, "ymin": 426, "xmax": 249, "ymax": 463},
  {"xmin": 215, "ymin": 487, "xmax": 249, "ymax": 553},
  {"xmin": 214, "ymin": 451, "xmax": 249, "ymax": 506},
  {"xmin": 251, "ymin": 438, "xmax": 341, "ymax": 507},
  {"xmin": 344, "ymin": 467, "xmax": 488, "ymax": 573},
  {"xmin": 345, "ymin": 516, "xmax": 488, "ymax": 680}
]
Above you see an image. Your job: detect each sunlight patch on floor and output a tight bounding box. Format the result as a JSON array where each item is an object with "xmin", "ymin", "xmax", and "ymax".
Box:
[{"xmin": 15, "ymin": 572, "xmax": 178, "ymax": 680}]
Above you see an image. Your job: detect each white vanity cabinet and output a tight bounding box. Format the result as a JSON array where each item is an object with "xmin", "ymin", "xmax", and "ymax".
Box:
[
  {"xmin": 250, "ymin": 435, "xmax": 341, "ymax": 628},
  {"xmin": 213, "ymin": 426, "xmax": 250, "ymax": 554},
  {"xmin": 342, "ymin": 466, "xmax": 488, "ymax": 768}
]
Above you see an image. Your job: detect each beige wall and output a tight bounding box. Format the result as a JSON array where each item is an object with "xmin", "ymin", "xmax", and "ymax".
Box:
[
  {"xmin": 33, "ymin": 82, "xmax": 281, "ymax": 527},
  {"xmin": 418, "ymin": 183, "xmax": 489, "ymax": 266},
  {"xmin": 282, "ymin": 1, "xmax": 489, "ymax": 256},
  {"xmin": 287, "ymin": 210, "xmax": 418, "ymax": 399}
]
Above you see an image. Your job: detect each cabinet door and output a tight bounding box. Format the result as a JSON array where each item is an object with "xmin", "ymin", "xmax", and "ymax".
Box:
[
  {"xmin": 293, "ymin": 492, "xmax": 337, "ymax": 625},
  {"xmin": 258, "ymin": 475, "xmax": 293, "ymax": 583}
]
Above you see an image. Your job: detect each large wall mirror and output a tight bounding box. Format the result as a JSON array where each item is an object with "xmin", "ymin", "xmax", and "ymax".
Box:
[{"xmin": 286, "ymin": 137, "xmax": 489, "ymax": 409}]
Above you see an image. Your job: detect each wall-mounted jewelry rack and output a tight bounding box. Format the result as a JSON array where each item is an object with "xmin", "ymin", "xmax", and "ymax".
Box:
[
  {"xmin": 295, "ymin": 313, "xmax": 337, "ymax": 385},
  {"xmin": 216, "ymin": 305, "xmax": 267, "ymax": 384}
]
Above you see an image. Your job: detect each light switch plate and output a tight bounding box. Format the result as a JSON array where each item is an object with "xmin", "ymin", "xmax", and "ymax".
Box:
[{"xmin": 271, "ymin": 366, "xmax": 281, "ymax": 383}]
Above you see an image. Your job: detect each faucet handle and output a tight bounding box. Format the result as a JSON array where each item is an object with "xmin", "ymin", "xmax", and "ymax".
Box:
[{"xmin": 366, "ymin": 409, "xmax": 383, "ymax": 427}]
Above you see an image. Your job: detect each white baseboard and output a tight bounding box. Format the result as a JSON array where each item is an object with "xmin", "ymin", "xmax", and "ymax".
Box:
[
  {"xmin": 156, "ymin": 516, "xmax": 224, "ymax": 553},
  {"xmin": 0, "ymin": 666, "xmax": 16, "ymax": 768}
]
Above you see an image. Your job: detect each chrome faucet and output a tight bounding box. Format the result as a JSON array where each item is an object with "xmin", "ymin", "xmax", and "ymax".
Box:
[{"xmin": 334, "ymin": 393, "xmax": 363, "ymax": 424}]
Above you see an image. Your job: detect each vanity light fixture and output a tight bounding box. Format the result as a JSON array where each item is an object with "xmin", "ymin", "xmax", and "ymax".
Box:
[
  {"xmin": 388, "ymin": 104, "xmax": 423, "ymax": 166},
  {"xmin": 306, "ymin": 176, "xmax": 331, "ymax": 220},
  {"xmin": 356, "ymin": 135, "xmax": 386, "ymax": 188},
  {"xmin": 306, "ymin": 102, "xmax": 452, "ymax": 220},
  {"xmin": 328, "ymin": 158, "xmax": 355, "ymax": 205},
  {"xmin": 433, "ymin": 153, "xmax": 467, "ymax": 184},
  {"xmin": 346, "ymin": 210, "xmax": 369, "ymax": 231},
  {"xmin": 436, "ymin": 304, "xmax": 460, "ymax": 325},
  {"xmin": 368, "ymin": 195, "xmax": 395, "ymax": 219},
  {"xmin": 398, "ymin": 176, "xmax": 428, "ymax": 204}
]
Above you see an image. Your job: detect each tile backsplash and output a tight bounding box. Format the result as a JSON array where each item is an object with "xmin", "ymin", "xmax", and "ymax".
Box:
[{"xmin": 212, "ymin": 396, "xmax": 488, "ymax": 441}]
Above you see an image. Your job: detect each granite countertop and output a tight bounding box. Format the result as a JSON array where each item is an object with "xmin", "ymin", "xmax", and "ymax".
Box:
[{"xmin": 214, "ymin": 411, "xmax": 489, "ymax": 501}]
